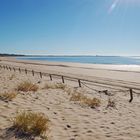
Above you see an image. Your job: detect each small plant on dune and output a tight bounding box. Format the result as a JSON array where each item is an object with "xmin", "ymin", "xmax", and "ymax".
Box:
[
  {"xmin": 0, "ymin": 92, "xmax": 17, "ymax": 101},
  {"xmin": 9, "ymin": 74, "xmax": 15, "ymax": 80},
  {"xmin": 44, "ymin": 82, "xmax": 67, "ymax": 90},
  {"xmin": 12, "ymin": 111, "xmax": 49, "ymax": 137},
  {"xmin": 106, "ymin": 98, "xmax": 116, "ymax": 109},
  {"xmin": 64, "ymin": 87, "xmax": 78, "ymax": 95},
  {"xmin": 55, "ymin": 83, "xmax": 67, "ymax": 90},
  {"xmin": 83, "ymin": 97, "xmax": 101, "ymax": 108},
  {"xmin": 70, "ymin": 92, "xmax": 82, "ymax": 101},
  {"xmin": 70, "ymin": 93, "xmax": 101, "ymax": 108},
  {"xmin": 17, "ymin": 81, "xmax": 39, "ymax": 92}
]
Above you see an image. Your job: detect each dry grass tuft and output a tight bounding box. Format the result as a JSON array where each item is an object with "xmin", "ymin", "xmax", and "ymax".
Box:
[
  {"xmin": 9, "ymin": 74, "xmax": 15, "ymax": 80},
  {"xmin": 0, "ymin": 92, "xmax": 17, "ymax": 101},
  {"xmin": 12, "ymin": 111, "xmax": 49, "ymax": 136},
  {"xmin": 70, "ymin": 92, "xmax": 101, "ymax": 108},
  {"xmin": 17, "ymin": 81, "xmax": 39, "ymax": 92},
  {"xmin": 70, "ymin": 92, "xmax": 82, "ymax": 101},
  {"xmin": 64, "ymin": 87, "xmax": 78, "ymax": 95},
  {"xmin": 106, "ymin": 98, "xmax": 116, "ymax": 109},
  {"xmin": 44, "ymin": 82, "xmax": 67, "ymax": 90},
  {"xmin": 83, "ymin": 97, "xmax": 101, "ymax": 108}
]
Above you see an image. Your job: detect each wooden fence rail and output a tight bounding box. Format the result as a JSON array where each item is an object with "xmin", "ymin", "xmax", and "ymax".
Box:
[{"xmin": 0, "ymin": 64, "xmax": 139, "ymax": 103}]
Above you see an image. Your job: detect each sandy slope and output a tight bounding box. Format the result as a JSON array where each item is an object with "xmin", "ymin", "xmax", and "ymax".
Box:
[{"xmin": 0, "ymin": 64, "xmax": 140, "ymax": 140}]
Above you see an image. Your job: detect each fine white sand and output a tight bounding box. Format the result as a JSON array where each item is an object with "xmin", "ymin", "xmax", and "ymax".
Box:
[{"xmin": 0, "ymin": 57, "xmax": 140, "ymax": 140}]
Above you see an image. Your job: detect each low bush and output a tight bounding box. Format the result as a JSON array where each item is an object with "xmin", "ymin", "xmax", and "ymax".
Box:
[
  {"xmin": 17, "ymin": 81, "xmax": 39, "ymax": 92},
  {"xmin": 0, "ymin": 92, "xmax": 17, "ymax": 101},
  {"xmin": 70, "ymin": 93, "xmax": 101, "ymax": 108},
  {"xmin": 44, "ymin": 82, "xmax": 66, "ymax": 90},
  {"xmin": 12, "ymin": 111, "xmax": 49, "ymax": 136}
]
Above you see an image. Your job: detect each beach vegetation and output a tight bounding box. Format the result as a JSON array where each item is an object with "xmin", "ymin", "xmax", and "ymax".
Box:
[
  {"xmin": 43, "ymin": 82, "xmax": 67, "ymax": 90},
  {"xmin": 12, "ymin": 111, "xmax": 49, "ymax": 136},
  {"xmin": 9, "ymin": 74, "xmax": 15, "ymax": 80},
  {"xmin": 17, "ymin": 81, "xmax": 39, "ymax": 92},
  {"xmin": 106, "ymin": 98, "xmax": 116, "ymax": 109},
  {"xmin": 70, "ymin": 92, "xmax": 101, "ymax": 108},
  {"xmin": 0, "ymin": 92, "xmax": 17, "ymax": 101}
]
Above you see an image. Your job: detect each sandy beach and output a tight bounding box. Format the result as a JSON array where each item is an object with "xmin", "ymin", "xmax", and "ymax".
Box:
[{"xmin": 0, "ymin": 57, "xmax": 140, "ymax": 140}]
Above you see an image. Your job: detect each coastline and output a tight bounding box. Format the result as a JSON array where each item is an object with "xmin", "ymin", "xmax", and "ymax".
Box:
[
  {"xmin": 1, "ymin": 57, "xmax": 140, "ymax": 83},
  {"xmin": 2, "ymin": 56, "xmax": 140, "ymax": 72}
]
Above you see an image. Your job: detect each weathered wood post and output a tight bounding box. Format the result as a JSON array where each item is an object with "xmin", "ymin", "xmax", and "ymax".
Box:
[
  {"xmin": 9, "ymin": 67, "xmax": 11, "ymax": 71},
  {"xmin": 40, "ymin": 72, "xmax": 42, "ymax": 78},
  {"xmin": 32, "ymin": 70, "xmax": 34, "ymax": 76},
  {"xmin": 25, "ymin": 69, "xmax": 27, "ymax": 74},
  {"xmin": 49, "ymin": 74, "xmax": 52, "ymax": 81},
  {"xmin": 13, "ymin": 67, "xmax": 15, "ymax": 72},
  {"xmin": 62, "ymin": 76, "xmax": 65, "ymax": 83},
  {"xmin": 129, "ymin": 88, "xmax": 133, "ymax": 103},
  {"xmin": 78, "ymin": 79, "xmax": 81, "ymax": 87},
  {"xmin": 19, "ymin": 68, "xmax": 21, "ymax": 73}
]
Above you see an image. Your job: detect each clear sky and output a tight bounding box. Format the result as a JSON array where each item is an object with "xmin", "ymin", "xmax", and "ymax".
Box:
[{"xmin": 0, "ymin": 0, "xmax": 140, "ymax": 56}]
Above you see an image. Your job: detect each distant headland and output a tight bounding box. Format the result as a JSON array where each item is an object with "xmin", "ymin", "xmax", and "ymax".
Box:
[{"xmin": 0, "ymin": 53, "xmax": 25, "ymax": 57}]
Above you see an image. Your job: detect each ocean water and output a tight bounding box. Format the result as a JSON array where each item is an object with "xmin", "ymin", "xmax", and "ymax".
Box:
[{"xmin": 17, "ymin": 56, "xmax": 140, "ymax": 65}]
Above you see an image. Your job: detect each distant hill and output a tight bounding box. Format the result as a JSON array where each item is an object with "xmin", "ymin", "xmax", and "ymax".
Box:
[{"xmin": 0, "ymin": 53, "xmax": 25, "ymax": 57}]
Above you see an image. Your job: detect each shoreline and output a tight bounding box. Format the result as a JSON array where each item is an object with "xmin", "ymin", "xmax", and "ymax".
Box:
[
  {"xmin": 1, "ymin": 56, "xmax": 140, "ymax": 72},
  {"xmin": 1, "ymin": 56, "xmax": 140, "ymax": 85}
]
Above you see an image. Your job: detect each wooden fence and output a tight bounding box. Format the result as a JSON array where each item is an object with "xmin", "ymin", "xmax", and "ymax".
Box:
[{"xmin": 0, "ymin": 64, "xmax": 140, "ymax": 102}]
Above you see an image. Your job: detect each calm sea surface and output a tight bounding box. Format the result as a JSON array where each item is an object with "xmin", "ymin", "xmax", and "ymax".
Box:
[{"xmin": 17, "ymin": 56, "xmax": 140, "ymax": 65}]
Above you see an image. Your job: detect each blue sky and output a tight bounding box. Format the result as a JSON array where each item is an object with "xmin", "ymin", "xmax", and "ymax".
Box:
[{"xmin": 0, "ymin": 0, "xmax": 140, "ymax": 56}]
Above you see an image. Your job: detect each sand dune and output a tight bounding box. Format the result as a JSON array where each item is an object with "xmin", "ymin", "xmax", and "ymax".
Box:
[{"xmin": 0, "ymin": 58, "xmax": 140, "ymax": 140}]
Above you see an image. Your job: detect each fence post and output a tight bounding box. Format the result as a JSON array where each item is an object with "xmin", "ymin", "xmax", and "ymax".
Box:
[
  {"xmin": 25, "ymin": 69, "xmax": 27, "ymax": 74},
  {"xmin": 62, "ymin": 76, "xmax": 65, "ymax": 83},
  {"xmin": 19, "ymin": 68, "xmax": 21, "ymax": 73},
  {"xmin": 49, "ymin": 74, "xmax": 52, "ymax": 81},
  {"xmin": 78, "ymin": 79, "xmax": 81, "ymax": 87},
  {"xmin": 40, "ymin": 72, "xmax": 42, "ymax": 78},
  {"xmin": 32, "ymin": 70, "xmax": 34, "ymax": 76},
  {"xmin": 129, "ymin": 88, "xmax": 133, "ymax": 103},
  {"xmin": 13, "ymin": 67, "xmax": 15, "ymax": 72},
  {"xmin": 9, "ymin": 67, "xmax": 11, "ymax": 71}
]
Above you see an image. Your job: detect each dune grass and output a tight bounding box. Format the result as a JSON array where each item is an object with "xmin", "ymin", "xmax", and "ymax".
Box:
[
  {"xmin": 17, "ymin": 81, "xmax": 39, "ymax": 92},
  {"xmin": 0, "ymin": 92, "xmax": 17, "ymax": 101},
  {"xmin": 9, "ymin": 74, "xmax": 15, "ymax": 80},
  {"xmin": 44, "ymin": 82, "xmax": 67, "ymax": 90},
  {"xmin": 12, "ymin": 111, "xmax": 49, "ymax": 137},
  {"xmin": 70, "ymin": 92, "xmax": 101, "ymax": 108},
  {"xmin": 106, "ymin": 98, "xmax": 116, "ymax": 109}
]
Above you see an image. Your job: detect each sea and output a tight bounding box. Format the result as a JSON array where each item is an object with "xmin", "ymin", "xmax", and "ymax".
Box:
[{"xmin": 17, "ymin": 56, "xmax": 140, "ymax": 65}]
